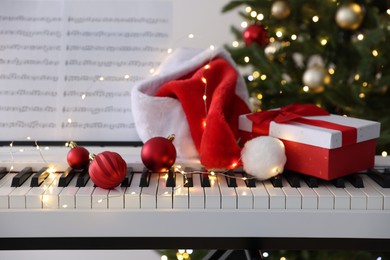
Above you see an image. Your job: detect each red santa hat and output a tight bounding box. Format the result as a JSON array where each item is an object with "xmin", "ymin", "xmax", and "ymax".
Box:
[{"xmin": 131, "ymin": 48, "xmax": 251, "ymax": 169}]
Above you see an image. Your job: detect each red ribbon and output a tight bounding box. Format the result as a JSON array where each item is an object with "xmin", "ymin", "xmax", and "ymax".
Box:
[{"xmin": 247, "ymin": 104, "xmax": 357, "ymax": 146}]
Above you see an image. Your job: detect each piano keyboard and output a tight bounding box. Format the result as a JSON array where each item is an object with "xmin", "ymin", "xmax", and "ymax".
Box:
[
  {"xmin": 0, "ymin": 164, "xmax": 389, "ymax": 210},
  {"xmin": 0, "ymin": 146, "xmax": 389, "ymax": 249}
]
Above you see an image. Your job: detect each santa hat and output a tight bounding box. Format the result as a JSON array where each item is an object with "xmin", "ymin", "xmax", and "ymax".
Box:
[{"xmin": 131, "ymin": 48, "xmax": 251, "ymax": 169}]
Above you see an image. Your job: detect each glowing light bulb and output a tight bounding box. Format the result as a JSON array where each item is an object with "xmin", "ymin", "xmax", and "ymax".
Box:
[
  {"xmin": 372, "ymin": 50, "xmax": 378, "ymax": 56},
  {"xmin": 81, "ymin": 93, "xmax": 86, "ymax": 99},
  {"xmin": 357, "ymin": 34, "xmax": 364, "ymax": 40},
  {"xmin": 67, "ymin": 118, "xmax": 72, "ymax": 123},
  {"xmin": 99, "ymin": 76, "xmax": 104, "ymax": 81},
  {"xmin": 276, "ymin": 31, "xmax": 283, "ymax": 38},
  {"xmin": 257, "ymin": 13, "xmax": 264, "ymax": 21},
  {"xmin": 291, "ymin": 34, "xmax": 297, "ymax": 40},
  {"xmin": 202, "ymin": 95, "xmax": 207, "ymax": 101},
  {"xmin": 359, "ymin": 93, "xmax": 365, "ymax": 99},
  {"xmin": 245, "ymin": 6, "xmax": 252, "ymax": 13},
  {"xmin": 161, "ymin": 255, "xmax": 168, "ymax": 260},
  {"xmin": 241, "ymin": 21, "xmax": 248, "ymax": 28},
  {"xmin": 354, "ymin": 74, "xmax": 360, "ymax": 81},
  {"xmin": 320, "ymin": 39, "xmax": 327, "ymax": 45},
  {"xmin": 188, "ymin": 34, "xmax": 194, "ymax": 39},
  {"xmin": 303, "ymin": 86, "xmax": 309, "ymax": 92},
  {"xmin": 209, "ymin": 45, "xmax": 215, "ymax": 50},
  {"xmin": 124, "ymin": 74, "xmax": 130, "ymax": 79},
  {"xmin": 202, "ymin": 119, "xmax": 207, "ymax": 128},
  {"xmin": 231, "ymin": 162, "xmax": 238, "ymax": 168},
  {"xmin": 204, "ymin": 64, "xmax": 210, "ymax": 70},
  {"xmin": 312, "ymin": 16, "xmax": 319, "ymax": 22},
  {"xmin": 244, "ymin": 56, "xmax": 250, "ymax": 63},
  {"xmin": 382, "ymin": 151, "xmax": 388, "ymax": 157},
  {"xmin": 149, "ymin": 68, "xmax": 155, "ymax": 74},
  {"xmin": 201, "ymin": 77, "xmax": 207, "ymax": 84},
  {"xmin": 232, "ymin": 41, "xmax": 239, "ymax": 48},
  {"xmin": 250, "ymin": 11, "xmax": 257, "ymax": 18},
  {"xmin": 167, "ymin": 48, "xmax": 173, "ymax": 54}
]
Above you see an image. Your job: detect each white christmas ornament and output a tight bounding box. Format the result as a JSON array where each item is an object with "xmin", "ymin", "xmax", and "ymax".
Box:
[{"xmin": 241, "ymin": 136, "xmax": 287, "ymax": 180}]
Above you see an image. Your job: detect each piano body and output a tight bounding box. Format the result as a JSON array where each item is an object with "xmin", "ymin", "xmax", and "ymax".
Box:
[{"xmin": 0, "ymin": 145, "xmax": 389, "ymax": 251}]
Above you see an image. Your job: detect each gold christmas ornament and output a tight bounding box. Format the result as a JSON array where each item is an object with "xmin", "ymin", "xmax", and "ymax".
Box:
[
  {"xmin": 302, "ymin": 65, "xmax": 330, "ymax": 92},
  {"xmin": 335, "ymin": 3, "xmax": 365, "ymax": 30},
  {"xmin": 271, "ymin": 0, "xmax": 291, "ymax": 20},
  {"xmin": 264, "ymin": 41, "xmax": 282, "ymax": 60}
]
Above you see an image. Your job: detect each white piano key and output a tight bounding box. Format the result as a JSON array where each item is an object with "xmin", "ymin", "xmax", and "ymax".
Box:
[
  {"xmin": 108, "ymin": 186, "xmax": 126, "ymax": 209},
  {"xmin": 344, "ymin": 181, "xmax": 367, "ymax": 210},
  {"xmin": 204, "ymin": 175, "xmax": 221, "ymax": 209},
  {"xmin": 75, "ymin": 179, "xmax": 95, "ymax": 209},
  {"xmin": 217, "ymin": 174, "xmax": 236, "ymax": 209},
  {"xmin": 281, "ymin": 178, "xmax": 302, "ymax": 209},
  {"xmin": 297, "ymin": 180, "xmax": 318, "ymax": 209},
  {"xmin": 356, "ymin": 174, "xmax": 383, "ymax": 210},
  {"xmin": 0, "ymin": 172, "xmax": 14, "ymax": 187},
  {"xmin": 125, "ymin": 173, "xmax": 142, "ymax": 209},
  {"xmin": 263, "ymin": 180, "xmax": 285, "ymax": 209},
  {"xmin": 92, "ymin": 187, "xmax": 110, "ymax": 209},
  {"xmin": 173, "ymin": 173, "xmax": 189, "ymax": 209},
  {"xmin": 9, "ymin": 175, "xmax": 34, "ymax": 209},
  {"xmin": 156, "ymin": 173, "xmax": 173, "ymax": 209},
  {"xmin": 325, "ymin": 183, "xmax": 351, "ymax": 210},
  {"xmin": 140, "ymin": 173, "xmax": 158, "ymax": 209},
  {"xmin": 235, "ymin": 177, "xmax": 253, "ymax": 209},
  {"xmin": 42, "ymin": 173, "xmax": 63, "ymax": 209},
  {"xmin": 312, "ymin": 184, "xmax": 334, "ymax": 209},
  {"xmin": 189, "ymin": 174, "xmax": 204, "ymax": 209},
  {"xmin": 58, "ymin": 174, "xmax": 80, "ymax": 209},
  {"xmin": 0, "ymin": 173, "xmax": 16, "ymax": 208},
  {"xmin": 251, "ymin": 181, "xmax": 270, "ymax": 209},
  {"xmin": 26, "ymin": 172, "xmax": 57, "ymax": 209},
  {"xmin": 361, "ymin": 174, "xmax": 390, "ymax": 210}
]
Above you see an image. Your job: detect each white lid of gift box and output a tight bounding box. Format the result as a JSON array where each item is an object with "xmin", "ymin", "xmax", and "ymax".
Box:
[{"xmin": 239, "ymin": 114, "xmax": 381, "ymax": 149}]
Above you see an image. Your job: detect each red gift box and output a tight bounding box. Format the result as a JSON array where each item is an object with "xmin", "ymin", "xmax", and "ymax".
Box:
[{"xmin": 239, "ymin": 104, "xmax": 381, "ymax": 180}]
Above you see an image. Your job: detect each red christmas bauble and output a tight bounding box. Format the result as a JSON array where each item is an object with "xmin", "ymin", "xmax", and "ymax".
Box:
[
  {"xmin": 141, "ymin": 136, "xmax": 176, "ymax": 172},
  {"xmin": 89, "ymin": 151, "xmax": 127, "ymax": 189},
  {"xmin": 243, "ymin": 24, "xmax": 269, "ymax": 47},
  {"xmin": 67, "ymin": 146, "xmax": 90, "ymax": 170}
]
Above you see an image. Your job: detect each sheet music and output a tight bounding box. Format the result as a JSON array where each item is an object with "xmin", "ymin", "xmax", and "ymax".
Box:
[{"xmin": 0, "ymin": 0, "xmax": 172, "ymax": 142}]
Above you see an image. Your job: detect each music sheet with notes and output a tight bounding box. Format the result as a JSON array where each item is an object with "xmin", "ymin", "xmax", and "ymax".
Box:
[{"xmin": 0, "ymin": 0, "xmax": 172, "ymax": 142}]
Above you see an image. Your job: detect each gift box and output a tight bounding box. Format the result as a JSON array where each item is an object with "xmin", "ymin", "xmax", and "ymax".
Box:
[{"xmin": 239, "ymin": 104, "xmax": 381, "ymax": 180}]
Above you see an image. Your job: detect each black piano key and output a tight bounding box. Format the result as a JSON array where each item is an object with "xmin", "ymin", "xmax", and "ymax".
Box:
[
  {"xmin": 0, "ymin": 167, "xmax": 7, "ymax": 180},
  {"xmin": 30, "ymin": 167, "xmax": 50, "ymax": 187},
  {"xmin": 332, "ymin": 177, "xmax": 345, "ymax": 188},
  {"xmin": 303, "ymin": 175, "xmax": 319, "ymax": 188},
  {"xmin": 58, "ymin": 168, "xmax": 76, "ymax": 187},
  {"xmin": 242, "ymin": 172, "xmax": 256, "ymax": 187},
  {"xmin": 225, "ymin": 170, "xmax": 237, "ymax": 187},
  {"xmin": 270, "ymin": 175, "xmax": 283, "ymax": 187},
  {"xmin": 200, "ymin": 171, "xmax": 211, "ymax": 187},
  {"xmin": 11, "ymin": 167, "xmax": 33, "ymax": 187},
  {"xmin": 139, "ymin": 167, "xmax": 151, "ymax": 187},
  {"xmin": 183, "ymin": 173, "xmax": 193, "ymax": 187},
  {"xmin": 346, "ymin": 174, "xmax": 364, "ymax": 188},
  {"xmin": 166, "ymin": 168, "xmax": 176, "ymax": 187},
  {"xmin": 76, "ymin": 169, "xmax": 90, "ymax": 187},
  {"xmin": 367, "ymin": 169, "xmax": 390, "ymax": 188},
  {"xmin": 121, "ymin": 167, "xmax": 134, "ymax": 187},
  {"xmin": 284, "ymin": 171, "xmax": 301, "ymax": 188}
]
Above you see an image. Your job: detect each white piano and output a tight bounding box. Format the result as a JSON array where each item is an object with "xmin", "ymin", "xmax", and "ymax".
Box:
[{"xmin": 0, "ymin": 145, "xmax": 389, "ymax": 252}]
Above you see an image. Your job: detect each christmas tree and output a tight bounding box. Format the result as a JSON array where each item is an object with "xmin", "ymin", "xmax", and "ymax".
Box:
[{"xmin": 222, "ymin": 0, "xmax": 390, "ymax": 154}]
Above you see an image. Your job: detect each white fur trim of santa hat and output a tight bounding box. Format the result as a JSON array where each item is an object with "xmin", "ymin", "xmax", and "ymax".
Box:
[{"xmin": 131, "ymin": 47, "xmax": 250, "ymax": 159}]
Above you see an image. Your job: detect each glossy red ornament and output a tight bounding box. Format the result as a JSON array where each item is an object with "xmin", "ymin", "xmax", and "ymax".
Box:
[
  {"xmin": 141, "ymin": 135, "xmax": 176, "ymax": 172},
  {"xmin": 66, "ymin": 142, "xmax": 90, "ymax": 170},
  {"xmin": 89, "ymin": 151, "xmax": 127, "ymax": 189},
  {"xmin": 243, "ymin": 24, "xmax": 269, "ymax": 47}
]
